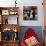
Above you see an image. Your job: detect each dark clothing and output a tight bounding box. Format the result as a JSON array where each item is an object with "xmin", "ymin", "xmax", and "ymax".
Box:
[{"xmin": 32, "ymin": 10, "xmax": 35, "ymax": 19}]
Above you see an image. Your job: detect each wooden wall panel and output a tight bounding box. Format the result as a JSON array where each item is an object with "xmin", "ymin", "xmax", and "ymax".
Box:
[{"xmin": 0, "ymin": 24, "xmax": 20, "ymax": 32}]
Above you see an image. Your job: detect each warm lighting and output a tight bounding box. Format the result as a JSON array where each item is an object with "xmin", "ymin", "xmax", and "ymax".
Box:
[
  {"xmin": 11, "ymin": 10, "xmax": 14, "ymax": 11},
  {"xmin": 14, "ymin": 28, "xmax": 17, "ymax": 32}
]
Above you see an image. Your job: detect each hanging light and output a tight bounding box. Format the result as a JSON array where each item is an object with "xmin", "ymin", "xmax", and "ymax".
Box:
[{"xmin": 15, "ymin": 0, "xmax": 17, "ymax": 7}]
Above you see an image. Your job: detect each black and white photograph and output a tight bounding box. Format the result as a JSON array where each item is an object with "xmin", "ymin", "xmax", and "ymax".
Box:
[{"xmin": 23, "ymin": 6, "xmax": 38, "ymax": 20}]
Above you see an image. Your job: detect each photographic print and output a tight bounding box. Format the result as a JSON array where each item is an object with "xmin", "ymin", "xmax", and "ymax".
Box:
[
  {"xmin": 23, "ymin": 6, "xmax": 38, "ymax": 20},
  {"xmin": 2, "ymin": 16, "xmax": 18, "ymax": 24},
  {"xmin": 2, "ymin": 10, "xmax": 9, "ymax": 15}
]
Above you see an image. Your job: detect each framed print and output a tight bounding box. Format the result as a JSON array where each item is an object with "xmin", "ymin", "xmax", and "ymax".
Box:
[
  {"xmin": 2, "ymin": 15, "xmax": 18, "ymax": 24},
  {"xmin": 8, "ymin": 15, "xmax": 18, "ymax": 24},
  {"xmin": 10, "ymin": 11, "xmax": 18, "ymax": 15},
  {"xmin": 1, "ymin": 28, "xmax": 13, "ymax": 41},
  {"xmin": 2, "ymin": 10, "xmax": 9, "ymax": 15},
  {"xmin": 9, "ymin": 9, "xmax": 18, "ymax": 15},
  {"xmin": 10, "ymin": 11, "xmax": 15, "ymax": 15},
  {"xmin": 1, "ymin": 28, "xmax": 19, "ymax": 41},
  {"xmin": 23, "ymin": 6, "xmax": 38, "ymax": 20}
]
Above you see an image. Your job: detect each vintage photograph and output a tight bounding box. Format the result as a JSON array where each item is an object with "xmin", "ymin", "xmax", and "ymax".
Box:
[{"xmin": 23, "ymin": 6, "xmax": 38, "ymax": 20}]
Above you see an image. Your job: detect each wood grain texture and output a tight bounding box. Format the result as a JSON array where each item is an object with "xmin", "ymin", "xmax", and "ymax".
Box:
[{"xmin": 0, "ymin": 24, "xmax": 20, "ymax": 32}]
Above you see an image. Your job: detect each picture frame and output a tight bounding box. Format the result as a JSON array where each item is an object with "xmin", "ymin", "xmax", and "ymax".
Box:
[
  {"xmin": 1, "ymin": 28, "xmax": 18, "ymax": 41},
  {"xmin": 1, "ymin": 28, "xmax": 13, "ymax": 41},
  {"xmin": 8, "ymin": 15, "xmax": 18, "ymax": 24},
  {"xmin": 2, "ymin": 10, "xmax": 9, "ymax": 15},
  {"xmin": 23, "ymin": 6, "xmax": 38, "ymax": 20},
  {"xmin": 2, "ymin": 15, "xmax": 18, "ymax": 24},
  {"xmin": 9, "ymin": 9, "xmax": 18, "ymax": 15}
]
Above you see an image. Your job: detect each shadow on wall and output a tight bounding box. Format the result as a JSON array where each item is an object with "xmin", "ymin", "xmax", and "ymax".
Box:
[{"xmin": 18, "ymin": 26, "xmax": 43, "ymax": 44}]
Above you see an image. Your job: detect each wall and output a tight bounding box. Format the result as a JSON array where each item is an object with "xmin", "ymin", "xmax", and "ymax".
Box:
[
  {"xmin": 18, "ymin": 0, "xmax": 44, "ymax": 26},
  {"xmin": 0, "ymin": 0, "xmax": 44, "ymax": 26}
]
